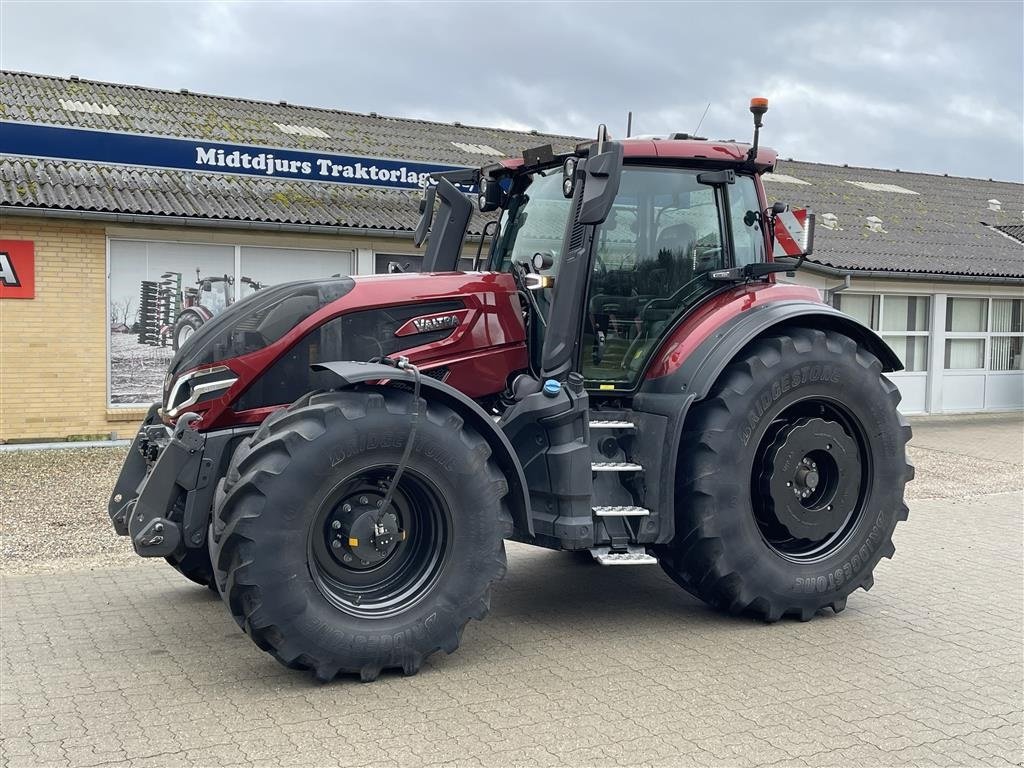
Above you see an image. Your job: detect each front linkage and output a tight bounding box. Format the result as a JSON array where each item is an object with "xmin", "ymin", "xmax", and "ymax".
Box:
[{"xmin": 109, "ymin": 404, "xmax": 252, "ymax": 564}]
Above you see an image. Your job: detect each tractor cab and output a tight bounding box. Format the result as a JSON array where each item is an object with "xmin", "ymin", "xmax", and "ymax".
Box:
[
  {"xmin": 421, "ymin": 99, "xmax": 815, "ymax": 398},
  {"xmin": 488, "ymin": 143, "xmax": 778, "ymax": 390}
]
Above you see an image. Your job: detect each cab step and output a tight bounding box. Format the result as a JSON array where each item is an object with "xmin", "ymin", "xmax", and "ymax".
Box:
[
  {"xmin": 590, "ymin": 546, "xmax": 658, "ymax": 566},
  {"xmin": 589, "ymin": 419, "xmax": 635, "ymax": 429},
  {"xmin": 592, "ymin": 505, "xmax": 650, "ymax": 517},
  {"xmin": 591, "ymin": 461, "xmax": 643, "ymax": 472}
]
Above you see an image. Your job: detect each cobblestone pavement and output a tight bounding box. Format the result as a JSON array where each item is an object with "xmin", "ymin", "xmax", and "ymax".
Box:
[{"xmin": 1, "ymin": 417, "xmax": 1022, "ymax": 767}]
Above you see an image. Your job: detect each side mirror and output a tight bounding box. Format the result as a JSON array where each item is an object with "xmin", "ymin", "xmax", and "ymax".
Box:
[
  {"xmin": 413, "ymin": 185, "xmax": 437, "ymax": 248},
  {"xmin": 773, "ymin": 207, "xmax": 815, "ymax": 258},
  {"xmin": 577, "ymin": 139, "xmax": 624, "ymax": 225}
]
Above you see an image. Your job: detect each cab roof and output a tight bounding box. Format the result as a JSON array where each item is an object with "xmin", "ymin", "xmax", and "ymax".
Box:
[
  {"xmin": 621, "ymin": 137, "xmax": 777, "ymax": 171},
  {"xmin": 498, "ymin": 137, "xmax": 777, "ymax": 174}
]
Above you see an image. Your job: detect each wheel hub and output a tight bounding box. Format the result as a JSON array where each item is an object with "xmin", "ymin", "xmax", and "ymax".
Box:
[
  {"xmin": 326, "ymin": 493, "xmax": 404, "ymax": 570},
  {"xmin": 307, "ymin": 468, "xmax": 451, "ymax": 618},
  {"xmin": 756, "ymin": 416, "xmax": 862, "ymax": 554}
]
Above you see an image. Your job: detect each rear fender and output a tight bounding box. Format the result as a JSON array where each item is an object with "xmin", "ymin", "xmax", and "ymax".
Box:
[
  {"xmin": 643, "ymin": 300, "xmax": 901, "ymax": 399},
  {"xmin": 635, "ymin": 300, "xmax": 901, "ymax": 545},
  {"xmin": 313, "ymin": 361, "xmax": 533, "ymax": 537}
]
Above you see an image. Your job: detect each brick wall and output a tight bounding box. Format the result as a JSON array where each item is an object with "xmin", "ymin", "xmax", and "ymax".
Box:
[{"xmin": 0, "ymin": 216, "xmax": 136, "ymax": 441}]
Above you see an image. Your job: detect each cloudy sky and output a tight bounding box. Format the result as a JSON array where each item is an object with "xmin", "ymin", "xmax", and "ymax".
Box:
[{"xmin": 2, "ymin": 1, "xmax": 1021, "ymax": 180}]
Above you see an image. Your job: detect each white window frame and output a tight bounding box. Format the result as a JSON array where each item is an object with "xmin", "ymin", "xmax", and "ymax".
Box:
[
  {"xmin": 943, "ymin": 296, "xmax": 1024, "ymax": 374},
  {"xmin": 878, "ymin": 295, "xmax": 931, "ymax": 373},
  {"xmin": 834, "ymin": 292, "xmax": 931, "ymax": 373}
]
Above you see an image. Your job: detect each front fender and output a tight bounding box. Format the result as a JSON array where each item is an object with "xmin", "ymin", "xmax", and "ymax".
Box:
[{"xmin": 312, "ymin": 361, "xmax": 533, "ymax": 537}]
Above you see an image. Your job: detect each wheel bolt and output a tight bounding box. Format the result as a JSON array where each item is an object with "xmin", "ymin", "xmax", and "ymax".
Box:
[
  {"xmin": 331, "ymin": 540, "xmax": 341, "ymax": 549},
  {"xmin": 376, "ymin": 500, "xmax": 383, "ymax": 507},
  {"xmin": 342, "ymin": 503, "xmax": 352, "ymax": 513},
  {"xmin": 331, "ymin": 520, "xmax": 341, "ymax": 530},
  {"xmin": 359, "ymin": 496, "xmax": 369, "ymax": 505}
]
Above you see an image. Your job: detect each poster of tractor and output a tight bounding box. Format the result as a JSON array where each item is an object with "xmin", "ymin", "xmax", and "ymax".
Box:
[{"xmin": 136, "ymin": 269, "xmax": 264, "ymax": 351}]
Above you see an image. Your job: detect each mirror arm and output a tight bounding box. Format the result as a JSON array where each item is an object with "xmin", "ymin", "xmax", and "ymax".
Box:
[{"xmin": 709, "ymin": 257, "xmax": 804, "ymax": 283}]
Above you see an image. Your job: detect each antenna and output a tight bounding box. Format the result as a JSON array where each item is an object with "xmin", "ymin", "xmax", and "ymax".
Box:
[
  {"xmin": 626, "ymin": 111, "xmax": 633, "ymax": 138},
  {"xmin": 693, "ymin": 102, "xmax": 711, "ymax": 136}
]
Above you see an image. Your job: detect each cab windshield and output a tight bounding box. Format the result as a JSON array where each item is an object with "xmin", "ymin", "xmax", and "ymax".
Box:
[{"xmin": 490, "ymin": 170, "xmax": 572, "ymax": 273}]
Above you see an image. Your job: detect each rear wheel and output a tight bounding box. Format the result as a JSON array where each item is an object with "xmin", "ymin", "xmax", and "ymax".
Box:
[
  {"xmin": 658, "ymin": 328, "xmax": 913, "ymax": 621},
  {"xmin": 210, "ymin": 388, "xmax": 512, "ymax": 681}
]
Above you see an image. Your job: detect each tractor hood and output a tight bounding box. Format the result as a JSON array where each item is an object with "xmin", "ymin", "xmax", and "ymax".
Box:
[
  {"xmin": 162, "ymin": 270, "xmax": 527, "ymax": 424},
  {"xmin": 165, "ymin": 276, "xmax": 356, "ymax": 391}
]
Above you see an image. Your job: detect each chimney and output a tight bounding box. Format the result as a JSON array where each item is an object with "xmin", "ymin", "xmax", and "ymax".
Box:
[
  {"xmin": 865, "ymin": 216, "xmax": 886, "ymax": 233},
  {"xmin": 988, "ymin": 199, "xmax": 1002, "ymax": 212},
  {"xmin": 820, "ymin": 213, "xmax": 841, "ymax": 231}
]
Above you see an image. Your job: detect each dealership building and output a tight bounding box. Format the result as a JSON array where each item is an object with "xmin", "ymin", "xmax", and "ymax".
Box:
[{"xmin": 1, "ymin": 71, "xmax": 1022, "ymax": 442}]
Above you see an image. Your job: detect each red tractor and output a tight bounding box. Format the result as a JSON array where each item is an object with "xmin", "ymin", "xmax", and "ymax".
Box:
[
  {"xmin": 168, "ymin": 270, "xmax": 264, "ymax": 351},
  {"xmin": 109, "ymin": 100, "xmax": 912, "ymax": 682}
]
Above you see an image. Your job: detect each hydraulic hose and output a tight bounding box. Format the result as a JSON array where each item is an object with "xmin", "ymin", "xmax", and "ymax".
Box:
[{"xmin": 377, "ymin": 356, "xmax": 421, "ymax": 521}]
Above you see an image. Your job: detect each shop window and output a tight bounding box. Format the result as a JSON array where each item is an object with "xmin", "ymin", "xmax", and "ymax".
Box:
[
  {"xmin": 374, "ymin": 253, "xmax": 475, "ymax": 273},
  {"xmin": 990, "ymin": 298, "xmax": 1023, "ymax": 371},
  {"xmin": 946, "ymin": 297, "xmax": 987, "ymax": 332},
  {"xmin": 108, "ymin": 240, "xmax": 234, "ymax": 406},
  {"xmin": 834, "ymin": 294, "xmax": 880, "ymax": 330},
  {"xmin": 108, "ymin": 239, "xmax": 353, "ymax": 407},
  {"xmin": 990, "ymin": 337, "xmax": 1023, "ymax": 371},
  {"xmin": 835, "ymin": 293, "xmax": 928, "ymax": 371},
  {"xmin": 239, "ymin": 246, "xmax": 353, "ymax": 287},
  {"xmin": 944, "ymin": 339, "xmax": 985, "ymax": 370},
  {"xmin": 943, "ymin": 297, "xmax": 1024, "ymax": 372}
]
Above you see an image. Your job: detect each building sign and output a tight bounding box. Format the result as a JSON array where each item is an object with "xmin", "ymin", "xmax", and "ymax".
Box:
[
  {"xmin": 0, "ymin": 240, "xmax": 35, "ymax": 299},
  {"xmin": 0, "ymin": 121, "xmax": 474, "ymax": 192}
]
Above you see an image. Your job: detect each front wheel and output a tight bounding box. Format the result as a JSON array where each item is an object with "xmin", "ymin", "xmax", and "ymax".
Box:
[
  {"xmin": 210, "ymin": 388, "xmax": 512, "ymax": 681},
  {"xmin": 658, "ymin": 328, "xmax": 913, "ymax": 621}
]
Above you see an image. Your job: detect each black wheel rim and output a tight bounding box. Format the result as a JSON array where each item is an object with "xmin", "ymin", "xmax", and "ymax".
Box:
[
  {"xmin": 752, "ymin": 398, "xmax": 870, "ymax": 562},
  {"xmin": 307, "ymin": 467, "xmax": 451, "ymax": 618}
]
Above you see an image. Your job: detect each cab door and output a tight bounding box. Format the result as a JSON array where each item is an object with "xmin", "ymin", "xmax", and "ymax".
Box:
[{"xmin": 582, "ymin": 166, "xmax": 765, "ymax": 390}]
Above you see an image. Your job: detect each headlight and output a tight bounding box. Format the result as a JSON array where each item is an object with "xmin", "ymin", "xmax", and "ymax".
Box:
[
  {"xmin": 164, "ymin": 365, "xmax": 238, "ymax": 418},
  {"xmin": 562, "ymin": 157, "xmax": 577, "ymax": 198}
]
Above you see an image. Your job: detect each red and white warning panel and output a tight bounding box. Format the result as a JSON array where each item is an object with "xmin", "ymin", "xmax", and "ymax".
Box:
[{"xmin": 773, "ymin": 208, "xmax": 814, "ymax": 258}]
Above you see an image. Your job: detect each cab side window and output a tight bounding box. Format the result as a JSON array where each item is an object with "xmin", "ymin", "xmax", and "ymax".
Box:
[{"xmin": 728, "ymin": 175, "xmax": 765, "ymax": 268}]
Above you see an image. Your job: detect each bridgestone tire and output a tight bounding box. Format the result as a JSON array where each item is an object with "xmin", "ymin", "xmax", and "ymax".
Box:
[
  {"xmin": 209, "ymin": 388, "xmax": 512, "ymax": 682},
  {"xmin": 658, "ymin": 328, "xmax": 913, "ymax": 622}
]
